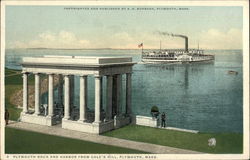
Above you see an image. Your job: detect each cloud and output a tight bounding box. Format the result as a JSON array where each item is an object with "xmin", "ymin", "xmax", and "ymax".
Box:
[
  {"xmin": 150, "ymin": 28, "xmax": 242, "ymax": 50},
  {"xmin": 98, "ymin": 32, "xmax": 135, "ymax": 49},
  {"xmin": 93, "ymin": 31, "xmax": 185, "ymax": 49},
  {"xmin": 11, "ymin": 41, "xmax": 28, "ymax": 48},
  {"xmin": 8, "ymin": 28, "xmax": 242, "ymax": 49},
  {"xmin": 8, "ymin": 30, "xmax": 185, "ymax": 49},
  {"xmin": 39, "ymin": 32, "xmax": 56, "ymax": 41},
  {"xmin": 11, "ymin": 31, "xmax": 90, "ymax": 49},
  {"xmin": 198, "ymin": 28, "xmax": 242, "ymax": 49}
]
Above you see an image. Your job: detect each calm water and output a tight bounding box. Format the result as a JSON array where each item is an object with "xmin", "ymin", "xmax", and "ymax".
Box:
[{"xmin": 5, "ymin": 49, "xmax": 243, "ymax": 133}]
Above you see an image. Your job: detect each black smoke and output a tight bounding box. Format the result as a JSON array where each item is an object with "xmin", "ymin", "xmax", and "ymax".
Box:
[
  {"xmin": 155, "ymin": 31, "xmax": 188, "ymax": 39},
  {"xmin": 155, "ymin": 31, "xmax": 188, "ymax": 52}
]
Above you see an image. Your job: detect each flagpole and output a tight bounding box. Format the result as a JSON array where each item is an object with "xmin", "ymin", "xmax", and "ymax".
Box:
[
  {"xmin": 139, "ymin": 43, "xmax": 143, "ymax": 58},
  {"xmin": 142, "ymin": 43, "xmax": 143, "ymax": 54}
]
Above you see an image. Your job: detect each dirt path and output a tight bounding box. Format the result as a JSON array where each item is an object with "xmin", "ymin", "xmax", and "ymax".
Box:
[{"xmin": 5, "ymin": 73, "xmax": 22, "ymax": 77}]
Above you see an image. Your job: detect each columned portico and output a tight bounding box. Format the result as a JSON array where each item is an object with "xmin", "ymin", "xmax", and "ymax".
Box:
[{"xmin": 21, "ymin": 56, "xmax": 136, "ymax": 134}]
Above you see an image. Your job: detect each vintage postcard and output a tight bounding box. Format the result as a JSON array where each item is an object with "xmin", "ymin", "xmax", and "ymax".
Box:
[{"xmin": 0, "ymin": 0, "xmax": 249, "ymax": 160}]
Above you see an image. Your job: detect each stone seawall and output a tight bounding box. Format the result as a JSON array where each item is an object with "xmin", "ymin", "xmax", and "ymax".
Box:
[
  {"xmin": 132, "ymin": 115, "xmax": 199, "ymax": 133},
  {"xmin": 10, "ymin": 75, "xmax": 60, "ymax": 108}
]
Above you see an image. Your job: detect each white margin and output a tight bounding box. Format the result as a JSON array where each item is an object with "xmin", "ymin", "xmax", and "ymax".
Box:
[
  {"xmin": 0, "ymin": 1, "xmax": 249, "ymax": 160},
  {"xmin": 1, "ymin": 2, "xmax": 6, "ymax": 160}
]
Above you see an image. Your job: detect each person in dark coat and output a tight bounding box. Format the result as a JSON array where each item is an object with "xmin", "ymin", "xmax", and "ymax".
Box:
[
  {"xmin": 161, "ymin": 112, "xmax": 166, "ymax": 128},
  {"xmin": 5, "ymin": 109, "xmax": 10, "ymax": 125}
]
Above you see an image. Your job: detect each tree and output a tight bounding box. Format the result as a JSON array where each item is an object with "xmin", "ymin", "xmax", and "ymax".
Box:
[{"xmin": 151, "ymin": 106, "xmax": 159, "ymax": 118}]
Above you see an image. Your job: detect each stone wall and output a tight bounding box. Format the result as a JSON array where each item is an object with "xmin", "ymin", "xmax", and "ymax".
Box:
[{"xmin": 131, "ymin": 115, "xmax": 158, "ymax": 127}]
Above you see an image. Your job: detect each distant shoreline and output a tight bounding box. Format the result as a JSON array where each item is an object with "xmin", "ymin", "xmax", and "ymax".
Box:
[
  {"xmin": 26, "ymin": 48, "xmax": 139, "ymax": 50},
  {"xmin": 5, "ymin": 48, "xmax": 243, "ymax": 51}
]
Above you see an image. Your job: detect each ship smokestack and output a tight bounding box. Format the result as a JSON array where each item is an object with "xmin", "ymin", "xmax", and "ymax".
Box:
[
  {"xmin": 185, "ymin": 37, "xmax": 188, "ymax": 52},
  {"xmin": 171, "ymin": 34, "xmax": 188, "ymax": 52},
  {"xmin": 156, "ymin": 31, "xmax": 189, "ymax": 52}
]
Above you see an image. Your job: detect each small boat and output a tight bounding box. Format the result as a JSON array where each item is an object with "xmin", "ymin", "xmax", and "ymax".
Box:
[{"xmin": 228, "ymin": 70, "xmax": 238, "ymax": 75}]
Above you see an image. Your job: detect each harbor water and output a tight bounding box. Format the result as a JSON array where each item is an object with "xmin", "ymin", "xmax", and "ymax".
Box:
[{"xmin": 5, "ymin": 49, "xmax": 243, "ymax": 133}]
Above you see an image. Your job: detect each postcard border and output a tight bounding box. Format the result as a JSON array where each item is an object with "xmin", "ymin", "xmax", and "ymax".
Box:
[{"xmin": 1, "ymin": 1, "xmax": 249, "ymax": 160}]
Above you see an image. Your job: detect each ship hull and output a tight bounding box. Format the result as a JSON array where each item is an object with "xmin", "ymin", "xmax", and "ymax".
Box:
[
  {"xmin": 141, "ymin": 56, "xmax": 214, "ymax": 64},
  {"xmin": 141, "ymin": 48, "xmax": 214, "ymax": 64}
]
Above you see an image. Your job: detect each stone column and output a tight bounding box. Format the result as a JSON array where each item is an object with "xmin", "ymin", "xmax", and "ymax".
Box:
[
  {"xmin": 116, "ymin": 74, "xmax": 122, "ymax": 116},
  {"xmin": 94, "ymin": 75, "xmax": 102, "ymax": 123},
  {"xmin": 112, "ymin": 75, "xmax": 117, "ymax": 117},
  {"xmin": 48, "ymin": 74, "xmax": 54, "ymax": 117},
  {"xmin": 22, "ymin": 72, "xmax": 28, "ymax": 113},
  {"xmin": 64, "ymin": 75, "xmax": 70, "ymax": 120},
  {"xmin": 58, "ymin": 74, "xmax": 63, "ymax": 107},
  {"xmin": 34, "ymin": 73, "xmax": 41, "ymax": 115},
  {"xmin": 70, "ymin": 75, "xmax": 75, "ymax": 108},
  {"xmin": 126, "ymin": 73, "xmax": 132, "ymax": 115},
  {"xmin": 79, "ymin": 75, "xmax": 87, "ymax": 122},
  {"xmin": 69, "ymin": 75, "xmax": 75, "ymax": 119},
  {"xmin": 100, "ymin": 77, "xmax": 103, "ymax": 112},
  {"xmin": 106, "ymin": 75, "xmax": 113, "ymax": 121}
]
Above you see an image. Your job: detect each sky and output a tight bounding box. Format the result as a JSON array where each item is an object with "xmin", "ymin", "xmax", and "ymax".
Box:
[{"xmin": 5, "ymin": 6, "xmax": 243, "ymax": 49}]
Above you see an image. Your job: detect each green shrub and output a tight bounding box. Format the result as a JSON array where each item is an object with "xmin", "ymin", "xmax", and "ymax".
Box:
[{"xmin": 151, "ymin": 106, "xmax": 159, "ymax": 112}]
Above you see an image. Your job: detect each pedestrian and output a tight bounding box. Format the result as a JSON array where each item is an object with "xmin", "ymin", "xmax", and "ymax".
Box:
[
  {"xmin": 161, "ymin": 112, "xmax": 166, "ymax": 128},
  {"xmin": 5, "ymin": 109, "xmax": 10, "ymax": 125}
]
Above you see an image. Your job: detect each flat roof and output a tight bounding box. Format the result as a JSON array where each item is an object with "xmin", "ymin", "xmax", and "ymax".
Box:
[{"xmin": 22, "ymin": 55, "xmax": 136, "ymax": 67}]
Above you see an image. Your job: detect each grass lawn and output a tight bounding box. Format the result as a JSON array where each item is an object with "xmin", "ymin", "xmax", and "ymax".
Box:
[
  {"xmin": 5, "ymin": 127, "xmax": 146, "ymax": 154},
  {"xmin": 103, "ymin": 125, "xmax": 243, "ymax": 154},
  {"xmin": 5, "ymin": 85, "xmax": 22, "ymax": 121},
  {"xmin": 5, "ymin": 68, "xmax": 21, "ymax": 75},
  {"xmin": 5, "ymin": 68, "xmax": 23, "ymax": 121}
]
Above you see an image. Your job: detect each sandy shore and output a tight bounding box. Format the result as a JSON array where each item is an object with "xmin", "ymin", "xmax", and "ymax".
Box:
[{"xmin": 10, "ymin": 75, "xmax": 60, "ymax": 108}]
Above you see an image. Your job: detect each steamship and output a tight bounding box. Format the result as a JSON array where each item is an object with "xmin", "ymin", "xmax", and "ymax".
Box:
[{"xmin": 140, "ymin": 35, "xmax": 215, "ymax": 64}]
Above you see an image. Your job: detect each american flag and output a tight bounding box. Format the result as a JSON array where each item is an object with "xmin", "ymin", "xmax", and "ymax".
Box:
[{"xmin": 138, "ymin": 43, "xmax": 143, "ymax": 48}]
